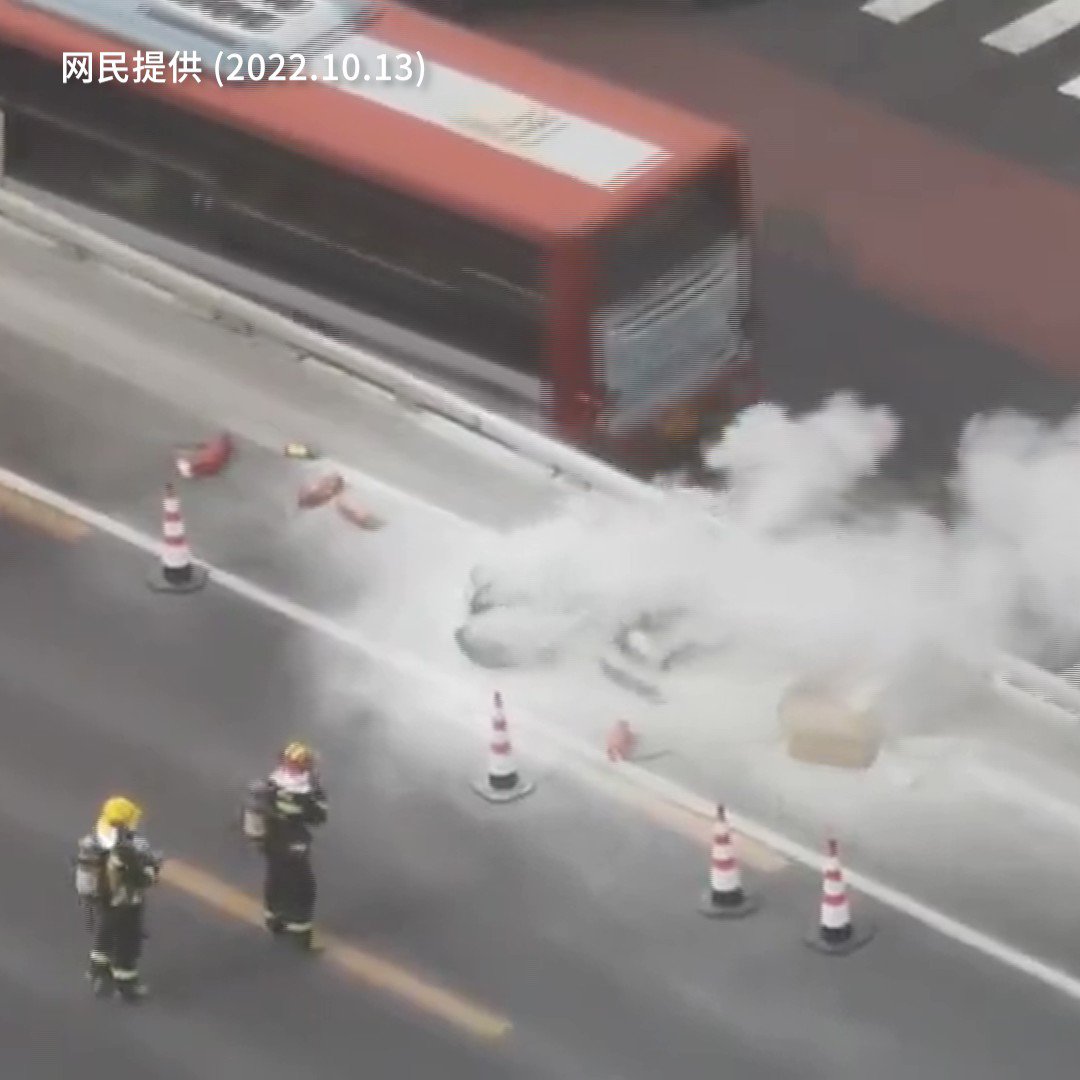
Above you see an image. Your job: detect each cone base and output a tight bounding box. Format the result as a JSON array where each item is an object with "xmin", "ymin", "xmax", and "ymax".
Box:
[
  {"xmin": 147, "ymin": 564, "xmax": 208, "ymax": 594},
  {"xmin": 699, "ymin": 890, "xmax": 760, "ymax": 919},
  {"xmin": 471, "ymin": 777, "xmax": 536, "ymax": 804},
  {"xmin": 803, "ymin": 921, "xmax": 876, "ymax": 955}
]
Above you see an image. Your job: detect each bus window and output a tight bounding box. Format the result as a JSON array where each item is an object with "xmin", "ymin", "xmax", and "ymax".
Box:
[
  {"xmin": 600, "ymin": 165, "xmax": 743, "ymax": 302},
  {"xmin": 0, "ymin": 42, "xmax": 546, "ymax": 376}
]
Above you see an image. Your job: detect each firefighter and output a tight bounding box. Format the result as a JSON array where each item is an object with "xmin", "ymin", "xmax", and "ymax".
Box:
[
  {"xmin": 242, "ymin": 742, "xmax": 328, "ymax": 950},
  {"xmin": 74, "ymin": 796, "xmax": 162, "ymax": 1001}
]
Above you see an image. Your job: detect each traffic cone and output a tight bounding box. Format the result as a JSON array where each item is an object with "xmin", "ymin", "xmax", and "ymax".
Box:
[
  {"xmin": 804, "ymin": 838, "xmax": 875, "ymax": 954},
  {"xmin": 699, "ymin": 805, "xmax": 759, "ymax": 918},
  {"xmin": 471, "ymin": 692, "xmax": 535, "ymax": 803},
  {"xmin": 147, "ymin": 484, "xmax": 207, "ymax": 593}
]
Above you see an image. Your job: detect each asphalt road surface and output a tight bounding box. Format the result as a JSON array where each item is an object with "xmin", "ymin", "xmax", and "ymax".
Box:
[
  {"xmin": 486, "ymin": 0, "xmax": 1080, "ymax": 484},
  {"xmin": 3, "ymin": 280, "xmax": 1080, "ymax": 1078}
]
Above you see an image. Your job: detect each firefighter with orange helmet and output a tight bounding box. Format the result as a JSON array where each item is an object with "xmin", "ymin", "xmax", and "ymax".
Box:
[
  {"xmin": 242, "ymin": 742, "xmax": 328, "ymax": 950},
  {"xmin": 74, "ymin": 796, "xmax": 162, "ymax": 1000}
]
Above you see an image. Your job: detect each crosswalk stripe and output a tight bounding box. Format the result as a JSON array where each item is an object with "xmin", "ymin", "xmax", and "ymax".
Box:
[
  {"xmin": 1058, "ymin": 72, "xmax": 1080, "ymax": 96},
  {"xmin": 982, "ymin": 0, "xmax": 1080, "ymax": 55},
  {"xmin": 860, "ymin": 0, "xmax": 951, "ymax": 23}
]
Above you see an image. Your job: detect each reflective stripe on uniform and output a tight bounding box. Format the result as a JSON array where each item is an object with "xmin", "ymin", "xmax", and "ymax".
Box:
[
  {"xmin": 284, "ymin": 921, "xmax": 313, "ymax": 933},
  {"xmin": 89, "ymin": 950, "xmax": 110, "ymax": 965},
  {"xmin": 110, "ymin": 967, "xmax": 138, "ymax": 981}
]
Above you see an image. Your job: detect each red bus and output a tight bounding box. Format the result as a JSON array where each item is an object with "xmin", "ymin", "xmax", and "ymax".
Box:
[{"xmin": 0, "ymin": 0, "xmax": 758, "ymax": 473}]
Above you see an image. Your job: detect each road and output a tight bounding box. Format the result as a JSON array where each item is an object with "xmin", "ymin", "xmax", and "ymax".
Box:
[
  {"xmin": 485, "ymin": 0, "xmax": 1080, "ymax": 483},
  {"xmin": 0, "ymin": 210, "xmax": 1076, "ymax": 1076},
  {"xmin": 3, "ymin": 18, "xmax": 1080, "ymax": 1068},
  {"xmin": 4, "ymin": 430, "xmax": 1080, "ymax": 1079}
]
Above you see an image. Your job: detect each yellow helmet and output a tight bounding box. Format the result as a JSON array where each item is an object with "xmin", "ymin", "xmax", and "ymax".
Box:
[
  {"xmin": 280, "ymin": 742, "xmax": 315, "ymax": 771},
  {"xmin": 99, "ymin": 796, "xmax": 142, "ymax": 831}
]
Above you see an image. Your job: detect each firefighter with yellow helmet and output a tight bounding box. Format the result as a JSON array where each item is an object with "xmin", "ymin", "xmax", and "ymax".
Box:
[
  {"xmin": 242, "ymin": 742, "xmax": 328, "ymax": 950},
  {"xmin": 74, "ymin": 796, "xmax": 162, "ymax": 1000}
]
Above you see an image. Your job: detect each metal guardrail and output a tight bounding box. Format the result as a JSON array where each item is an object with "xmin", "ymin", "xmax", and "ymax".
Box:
[
  {"xmin": 2, "ymin": 184, "xmax": 1076, "ymax": 724},
  {"xmin": 992, "ymin": 653, "xmax": 1080, "ymax": 725}
]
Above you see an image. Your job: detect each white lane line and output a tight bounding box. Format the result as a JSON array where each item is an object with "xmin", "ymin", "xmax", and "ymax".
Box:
[
  {"xmin": 7, "ymin": 460, "xmax": 1080, "ymax": 1008},
  {"xmin": 860, "ymin": 0, "xmax": 951, "ymax": 24},
  {"xmin": 982, "ymin": 0, "xmax": 1080, "ymax": 54}
]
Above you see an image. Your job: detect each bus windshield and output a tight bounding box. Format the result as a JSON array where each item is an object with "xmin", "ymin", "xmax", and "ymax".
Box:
[
  {"xmin": 601, "ymin": 163, "xmax": 742, "ymax": 302},
  {"xmin": 595, "ymin": 164, "xmax": 750, "ymax": 420}
]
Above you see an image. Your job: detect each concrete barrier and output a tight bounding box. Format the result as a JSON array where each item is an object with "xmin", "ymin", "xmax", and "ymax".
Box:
[{"xmin": 3, "ymin": 185, "xmax": 1076, "ymax": 726}]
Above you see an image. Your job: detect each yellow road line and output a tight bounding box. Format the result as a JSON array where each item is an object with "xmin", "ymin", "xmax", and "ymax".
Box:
[
  {"xmin": 557, "ymin": 756, "xmax": 789, "ymax": 874},
  {"xmin": 161, "ymin": 859, "xmax": 512, "ymax": 1043},
  {"xmin": 0, "ymin": 483, "xmax": 89, "ymax": 541}
]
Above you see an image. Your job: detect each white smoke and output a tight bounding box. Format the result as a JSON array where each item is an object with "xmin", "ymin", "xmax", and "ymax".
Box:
[
  {"xmin": 952, "ymin": 410, "xmax": 1080, "ymax": 661},
  {"xmin": 474, "ymin": 392, "xmax": 1080, "ymax": 694},
  {"xmin": 703, "ymin": 392, "xmax": 900, "ymax": 532}
]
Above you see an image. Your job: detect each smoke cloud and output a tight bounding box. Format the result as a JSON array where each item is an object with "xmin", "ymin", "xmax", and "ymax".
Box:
[{"xmin": 477, "ymin": 393, "xmax": 1080, "ymax": 691}]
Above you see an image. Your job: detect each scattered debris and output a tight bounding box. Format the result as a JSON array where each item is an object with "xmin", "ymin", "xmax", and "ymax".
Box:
[
  {"xmin": 337, "ymin": 497, "xmax": 384, "ymax": 531},
  {"xmin": 297, "ymin": 472, "xmax": 344, "ymax": 510},
  {"xmin": 284, "ymin": 442, "xmax": 319, "ymax": 460},
  {"xmin": 175, "ymin": 432, "xmax": 234, "ymax": 479}
]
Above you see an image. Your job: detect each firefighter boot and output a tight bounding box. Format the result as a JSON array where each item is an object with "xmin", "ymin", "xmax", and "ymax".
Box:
[
  {"xmin": 287, "ymin": 925, "xmax": 324, "ymax": 953},
  {"xmin": 86, "ymin": 953, "xmax": 113, "ymax": 999},
  {"xmin": 264, "ymin": 911, "xmax": 285, "ymax": 936},
  {"xmin": 113, "ymin": 972, "xmax": 148, "ymax": 1003}
]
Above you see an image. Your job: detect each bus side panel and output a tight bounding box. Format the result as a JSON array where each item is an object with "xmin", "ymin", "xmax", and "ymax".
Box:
[
  {"xmin": 546, "ymin": 233, "xmax": 602, "ymax": 448},
  {"xmin": 729, "ymin": 139, "xmax": 762, "ymax": 416}
]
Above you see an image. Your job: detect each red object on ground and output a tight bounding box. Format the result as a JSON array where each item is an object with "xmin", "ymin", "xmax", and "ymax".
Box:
[
  {"xmin": 297, "ymin": 472, "xmax": 344, "ymax": 510},
  {"xmin": 176, "ymin": 433, "xmax": 233, "ymax": 480},
  {"xmin": 336, "ymin": 497, "xmax": 384, "ymax": 531},
  {"xmin": 606, "ymin": 719, "xmax": 638, "ymax": 762}
]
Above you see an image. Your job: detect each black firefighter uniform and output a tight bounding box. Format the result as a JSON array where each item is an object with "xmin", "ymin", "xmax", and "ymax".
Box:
[
  {"xmin": 75, "ymin": 796, "xmax": 161, "ymax": 1000},
  {"xmin": 244, "ymin": 749, "xmax": 328, "ymax": 949}
]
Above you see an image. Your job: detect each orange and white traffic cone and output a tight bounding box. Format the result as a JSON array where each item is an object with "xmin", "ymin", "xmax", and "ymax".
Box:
[
  {"xmin": 804, "ymin": 838, "xmax": 875, "ymax": 954},
  {"xmin": 699, "ymin": 805, "xmax": 759, "ymax": 918},
  {"xmin": 471, "ymin": 692, "xmax": 535, "ymax": 803},
  {"xmin": 148, "ymin": 484, "xmax": 207, "ymax": 593}
]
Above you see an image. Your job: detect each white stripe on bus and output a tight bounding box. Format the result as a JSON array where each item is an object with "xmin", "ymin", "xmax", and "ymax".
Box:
[{"xmin": 331, "ymin": 35, "xmax": 670, "ymax": 191}]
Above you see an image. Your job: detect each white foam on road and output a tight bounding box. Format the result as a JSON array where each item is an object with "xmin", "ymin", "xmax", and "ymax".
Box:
[
  {"xmin": 1058, "ymin": 71, "xmax": 1080, "ymax": 97},
  {"xmin": 982, "ymin": 0, "xmax": 1080, "ymax": 54},
  {"xmin": 8, "ymin": 462, "xmax": 1080, "ymax": 1009},
  {"xmin": 860, "ymin": 0, "xmax": 951, "ymax": 24}
]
